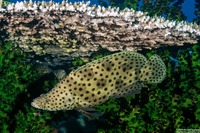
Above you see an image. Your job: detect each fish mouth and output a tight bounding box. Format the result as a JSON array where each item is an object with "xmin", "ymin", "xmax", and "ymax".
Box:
[{"xmin": 31, "ymin": 101, "xmax": 40, "ymax": 109}]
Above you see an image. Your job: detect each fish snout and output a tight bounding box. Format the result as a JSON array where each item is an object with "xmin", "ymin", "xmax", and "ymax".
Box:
[
  {"xmin": 31, "ymin": 97, "xmax": 46, "ymax": 109},
  {"xmin": 31, "ymin": 101, "xmax": 39, "ymax": 108},
  {"xmin": 31, "ymin": 98, "xmax": 41, "ymax": 109}
]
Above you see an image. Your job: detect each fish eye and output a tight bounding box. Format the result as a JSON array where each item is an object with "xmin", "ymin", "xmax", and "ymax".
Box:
[{"xmin": 41, "ymin": 98, "xmax": 49, "ymax": 103}]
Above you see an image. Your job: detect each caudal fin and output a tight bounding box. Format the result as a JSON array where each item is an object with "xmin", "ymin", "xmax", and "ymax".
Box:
[{"xmin": 139, "ymin": 54, "xmax": 166, "ymax": 83}]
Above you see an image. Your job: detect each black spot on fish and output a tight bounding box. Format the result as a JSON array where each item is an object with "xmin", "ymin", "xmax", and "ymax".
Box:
[
  {"xmin": 106, "ymin": 67, "xmax": 110, "ymax": 71},
  {"xmin": 116, "ymin": 81, "xmax": 119, "ymax": 85},
  {"xmin": 97, "ymin": 83, "xmax": 101, "ymax": 86}
]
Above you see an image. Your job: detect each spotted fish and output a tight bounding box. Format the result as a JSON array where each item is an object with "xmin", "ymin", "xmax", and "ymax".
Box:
[
  {"xmin": 35, "ymin": 64, "xmax": 66, "ymax": 81},
  {"xmin": 35, "ymin": 65, "xmax": 52, "ymax": 76},
  {"xmin": 31, "ymin": 51, "xmax": 166, "ymax": 119}
]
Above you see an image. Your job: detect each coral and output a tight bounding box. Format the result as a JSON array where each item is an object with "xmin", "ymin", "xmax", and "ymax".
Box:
[
  {"xmin": 0, "ymin": 0, "xmax": 200, "ymax": 132},
  {"xmin": 0, "ymin": 0, "xmax": 199, "ymax": 58},
  {"xmin": 72, "ymin": 50, "xmax": 111, "ymax": 66}
]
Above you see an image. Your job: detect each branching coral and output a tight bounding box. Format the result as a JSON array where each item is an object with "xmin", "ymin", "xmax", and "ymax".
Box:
[{"xmin": 0, "ymin": 0, "xmax": 199, "ymax": 58}]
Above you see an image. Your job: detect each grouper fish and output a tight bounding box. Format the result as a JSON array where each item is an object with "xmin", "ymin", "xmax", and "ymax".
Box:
[
  {"xmin": 31, "ymin": 51, "xmax": 166, "ymax": 119},
  {"xmin": 34, "ymin": 64, "xmax": 67, "ymax": 81}
]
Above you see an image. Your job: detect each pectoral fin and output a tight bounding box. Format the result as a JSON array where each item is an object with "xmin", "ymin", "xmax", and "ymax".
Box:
[
  {"xmin": 74, "ymin": 102, "xmax": 103, "ymax": 119},
  {"xmin": 76, "ymin": 108, "xmax": 103, "ymax": 120}
]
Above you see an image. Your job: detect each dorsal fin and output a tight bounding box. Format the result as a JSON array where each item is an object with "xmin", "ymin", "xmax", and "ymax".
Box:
[{"xmin": 72, "ymin": 51, "xmax": 148, "ymax": 73}]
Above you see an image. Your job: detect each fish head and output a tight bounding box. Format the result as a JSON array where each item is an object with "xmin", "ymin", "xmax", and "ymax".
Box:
[
  {"xmin": 31, "ymin": 88, "xmax": 75, "ymax": 111},
  {"xmin": 31, "ymin": 94, "xmax": 48, "ymax": 110}
]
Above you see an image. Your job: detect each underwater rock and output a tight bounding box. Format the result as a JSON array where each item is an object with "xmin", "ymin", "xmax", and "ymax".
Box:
[{"xmin": 31, "ymin": 51, "xmax": 166, "ymax": 119}]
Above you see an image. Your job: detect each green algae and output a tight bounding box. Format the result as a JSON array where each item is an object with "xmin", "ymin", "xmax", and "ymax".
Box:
[{"xmin": 94, "ymin": 44, "xmax": 200, "ymax": 132}]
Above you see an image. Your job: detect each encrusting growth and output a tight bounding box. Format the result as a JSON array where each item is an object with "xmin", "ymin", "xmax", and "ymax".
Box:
[{"xmin": 0, "ymin": 0, "xmax": 199, "ymax": 57}]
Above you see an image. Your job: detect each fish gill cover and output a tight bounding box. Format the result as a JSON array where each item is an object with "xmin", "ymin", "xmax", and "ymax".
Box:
[{"xmin": 0, "ymin": 0, "xmax": 200, "ymax": 133}]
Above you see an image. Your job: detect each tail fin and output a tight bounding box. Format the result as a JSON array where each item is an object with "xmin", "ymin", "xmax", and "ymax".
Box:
[{"xmin": 139, "ymin": 54, "xmax": 166, "ymax": 83}]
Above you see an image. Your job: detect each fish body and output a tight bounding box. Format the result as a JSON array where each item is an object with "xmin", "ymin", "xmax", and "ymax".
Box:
[{"xmin": 32, "ymin": 51, "xmax": 166, "ymax": 118}]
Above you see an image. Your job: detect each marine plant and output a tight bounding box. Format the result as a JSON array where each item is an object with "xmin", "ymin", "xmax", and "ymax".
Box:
[
  {"xmin": 0, "ymin": 0, "xmax": 199, "ymax": 132},
  {"xmin": 2, "ymin": 0, "xmax": 12, "ymax": 4},
  {"xmin": 1, "ymin": 41, "xmax": 199, "ymax": 132},
  {"xmin": 0, "ymin": 41, "xmax": 58, "ymax": 132},
  {"xmin": 72, "ymin": 57, "xmax": 85, "ymax": 66},
  {"xmin": 194, "ymin": 0, "xmax": 200, "ymax": 25},
  {"xmin": 0, "ymin": 41, "xmax": 33, "ymax": 132},
  {"xmin": 107, "ymin": 0, "xmax": 187, "ymax": 21},
  {"xmin": 95, "ymin": 43, "xmax": 200, "ymax": 132},
  {"xmin": 29, "ymin": 42, "xmax": 199, "ymax": 132}
]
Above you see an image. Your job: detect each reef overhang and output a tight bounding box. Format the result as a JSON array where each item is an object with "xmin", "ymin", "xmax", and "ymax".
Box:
[{"xmin": 0, "ymin": 0, "xmax": 200, "ymax": 66}]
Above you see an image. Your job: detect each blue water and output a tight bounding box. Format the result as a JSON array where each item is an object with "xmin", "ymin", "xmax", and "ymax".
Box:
[{"xmin": 138, "ymin": 0, "xmax": 196, "ymax": 22}]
